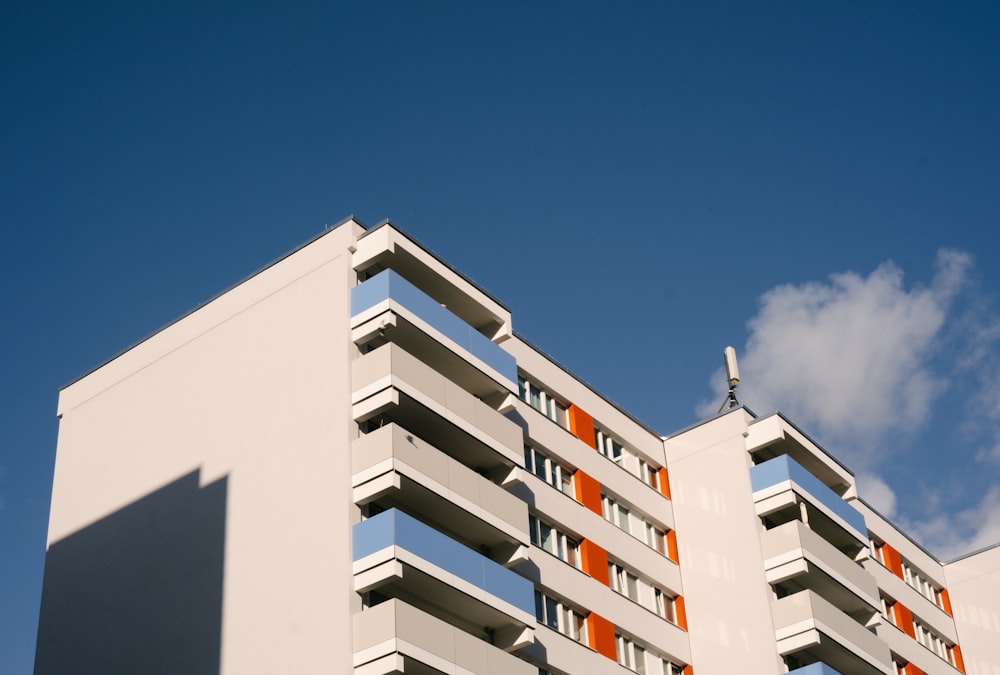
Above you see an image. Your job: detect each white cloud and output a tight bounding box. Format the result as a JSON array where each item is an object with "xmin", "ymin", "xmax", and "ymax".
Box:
[
  {"xmin": 899, "ymin": 486, "xmax": 1000, "ymax": 560},
  {"xmin": 856, "ymin": 472, "xmax": 897, "ymax": 518},
  {"xmin": 700, "ymin": 249, "xmax": 973, "ymax": 468},
  {"xmin": 697, "ymin": 248, "xmax": 1000, "ymax": 558}
]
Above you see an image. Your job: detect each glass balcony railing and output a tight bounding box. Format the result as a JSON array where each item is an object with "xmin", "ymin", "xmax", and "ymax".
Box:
[
  {"xmin": 750, "ymin": 455, "xmax": 867, "ymax": 536},
  {"xmin": 352, "ymin": 270, "xmax": 517, "ymax": 383},
  {"xmin": 352, "ymin": 507, "xmax": 534, "ymax": 616},
  {"xmin": 788, "ymin": 664, "xmax": 844, "ymax": 675}
]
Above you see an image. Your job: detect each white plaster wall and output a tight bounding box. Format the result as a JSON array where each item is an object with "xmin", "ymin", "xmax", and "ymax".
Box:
[
  {"xmin": 47, "ymin": 223, "xmax": 362, "ymax": 674},
  {"xmin": 945, "ymin": 545, "xmax": 1000, "ymax": 675},
  {"xmin": 664, "ymin": 409, "xmax": 784, "ymax": 675}
]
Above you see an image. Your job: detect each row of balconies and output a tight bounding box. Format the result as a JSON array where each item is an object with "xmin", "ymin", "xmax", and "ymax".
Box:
[
  {"xmin": 347, "ymin": 247, "xmax": 694, "ymax": 675},
  {"xmin": 750, "ymin": 443, "xmax": 892, "ymax": 675},
  {"xmin": 349, "ymin": 253, "xmax": 538, "ymax": 675}
]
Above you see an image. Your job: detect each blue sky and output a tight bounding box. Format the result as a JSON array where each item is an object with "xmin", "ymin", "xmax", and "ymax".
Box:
[{"xmin": 3, "ymin": 2, "xmax": 1000, "ymax": 672}]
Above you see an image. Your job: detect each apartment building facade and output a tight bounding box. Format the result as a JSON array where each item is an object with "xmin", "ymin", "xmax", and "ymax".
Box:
[{"xmin": 35, "ymin": 218, "xmax": 1000, "ymax": 675}]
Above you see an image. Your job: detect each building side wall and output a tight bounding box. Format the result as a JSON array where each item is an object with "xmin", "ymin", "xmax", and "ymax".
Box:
[
  {"xmin": 945, "ymin": 546, "xmax": 1000, "ymax": 675},
  {"xmin": 665, "ymin": 410, "xmax": 783, "ymax": 674},
  {"xmin": 40, "ymin": 225, "xmax": 360, "ymax": 675}
]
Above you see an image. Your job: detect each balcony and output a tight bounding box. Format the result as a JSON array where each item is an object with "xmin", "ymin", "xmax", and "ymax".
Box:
[
  {"xmin": 352, "ymin": 343, "xmax": 523, "ymax": 469},
  {"xmin": 352, "ymin": 270, "xmax": 517, "ymax": 398},
  {"xmin": 353, "ymin": 598, "xmax": 535, "ymax": 675},
  {"xmin": 352, "ymin": 508, "xmax": 535, "ymax": 649},
  {"xmin": 751, "ymin": 455, "xmax": 868, "ymax": 554},
  {"xmin": 352, "ymin": 223, "xmax": 512, "ymax": 342},
  {"xmin": 353, "ymin": 423, "xmax": 529, "ymax": 566},
  {"xmin": 762, "ymin": 520, "xmax": 880, "ymax": 622},
  {"xmin": 773, "ymin": 589, "xmax": 892, "ymax": 675},
  {"xmin": 746, "ymin": 413, "xmax": 855, "ymax": 498}
]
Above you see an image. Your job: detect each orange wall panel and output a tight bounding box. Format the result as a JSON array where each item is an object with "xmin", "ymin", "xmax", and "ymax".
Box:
[
  {"xmin": 903, "ymin": 664, "xmax": 923, "ymax": 675},
  {"xmin": 586, "ymin": 612, "xmax": 616, "ymax": 659},
  {"xmin": 883, "ymin": 543, "xmax": 905, "ymax": 579},
  {"xmin": 675, "ymin": 595, "xmax": 688, "ymax": 630},
  {"xmin": 574, "ymin": 470, "xmax": 602, "ymax": 515},
  {"xmin": 657, "ymin": 467, "xmax": 671, "ymax": 499},
  {"xmin": 952, "ymin": 645, "xmax": 966, "ymax": 673},
  {"xmin": 667, "ymin": 529, "xmax": 679, "ymax": 563},
  {"xmin": 682, "ymin": 667, "xmax": 693, "ymax": 675},
  {"xmin": 893, "ymin": 602, "xmax": 916, "ymax": 639},
  {"xmin": 580, "ymin": 539, "xmax": 609, "ymax": 586},
  {"xmin": 567, "ymin": 404, "xmax": 596, "ymax": 448}
]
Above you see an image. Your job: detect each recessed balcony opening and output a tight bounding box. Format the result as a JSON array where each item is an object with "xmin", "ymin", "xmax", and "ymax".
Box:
[
  {"xmin": 352, "ymin": 343, "xmax": 523, "ymax": 469},
  {"xmin": 353, "ymin": 229, "xmax": 510, "ymax": 342},
  {"xmin": 354, "ymin": 312, "xmax": 513, "ymax": 404},
  {"xmin": 784, "ymin": 656, "xmax": 845, "ymax": 675},
  {"xmin": 352, "ymin": 510, "xmax": 535, "ymax": 652},
  {"xmin": 359, "ymin": 563, "xmax": 522, "ymax": 642},
  {"xmin": 351, "ymin": 270, "xmax": 517, "ymax": 398},
  {"xmin": 752, "ymin": 455, "xmax": 867, "ymax": 557},
  {"xmin": 355, "ymin": 473, "xmax": 526, "ymax": 567},
  {"xmin": 773, "ymin": 590, "xmax": 892, "ymax": 675},
  {"xmin": 761, "ymin": 503, "xmax": 866, "ymax": 558},
  {"xmin": 772, "ymin": 574, "xmax": 878, "ymax": 625},
  {"xmin": 356, "ymin": 394, "xmax": 516, "ymax": 477},
  {"xmin": 352, "ymin": 598, "xmax": 536, "ymax": 675},
  {"xmin": 781, "ymin": 640, "xmax": 888, "ymax": 675},
  {"xmin": 751, "ymin": 442, "xmax": 852, "ymax": 497}
]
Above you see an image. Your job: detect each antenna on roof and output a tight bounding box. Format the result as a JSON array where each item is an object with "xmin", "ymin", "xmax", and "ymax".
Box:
[{"xmin": 717, "ymin": 346, "xmax": 741, "ymax": 413}]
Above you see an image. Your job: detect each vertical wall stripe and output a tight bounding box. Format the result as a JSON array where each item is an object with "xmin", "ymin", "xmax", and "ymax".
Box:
[
  {"xmin": 682, "ymin": 666, "xmax": 693, "ymax": 675},
  {"xmin": 893, "ymin": 602, "xmax": 916, "ymax": 639},
  {"xmin": 903, "ymin": 663, "xmax": 923, "ymax": 675},
  {"xmin": 667, "ymin": 529, "xmax": 679, "ymax": 564},
  {"xmin": 580, "ymin": 540, "xmax": 609, "ymax": 586},
  {"xmin": 883, "ymin": 543, "xmax": 905, "ymax": 579},
  {"xmin": 657, "ymin": 467, "xmax": 671, "ymax": 499},
  {"xmin": 585, "ymin": 612, "xmax": 616, "ymax": 659},
  {"xmin": 675, "ymin": 595, "xmax": 688, "ymax": 630},
  {"xmin": 567, "ymin": 404, "xmax": 596, "ymax": 448},
  {"xmin": 574, "ymin": 470, "xmax": 602, "ymax": 515}
]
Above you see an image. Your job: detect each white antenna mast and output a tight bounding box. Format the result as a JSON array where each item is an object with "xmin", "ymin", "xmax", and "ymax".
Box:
[{"xmin": 717, "ymin": 346, "xmax": 741, "ymax": 413}]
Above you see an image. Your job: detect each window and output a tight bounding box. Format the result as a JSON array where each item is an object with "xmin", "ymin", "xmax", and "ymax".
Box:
[
  {"xmin": 902, "ymin": 560, "xmax": 944, "ymax": 608},
  {"xmin": 646, "ymin": 523, "xmax": 667, "ymax": 556},
  {"xmin": 524, "ymin": 445, "xmax": 574, "ymax": 496},
  {"xmin": 519, "ymin": 377, "xmax": 567, "ymax": 427},
  {"xmin": 529, "ymin": 515, "xmax": 580, "ymax": 568},
  {"xmin": 616, "ymin": 634, "xmax": 646, "ymax": 675},
  {"xmin": 654, "ymin": 658, "xmax": 683, "ymax": 675},
  {"xmin": 880, "ymin": 596, "xmax": 893, "ymax": 625},
  {"xmin": 610, "ymin": 561, "xmax": 641, "ymax": 602},
  {"xmin": 639, "ymin": 458, "xmax": 660, "ymax": 490},
  {"xmin": 596, "ymin": 427, "xmax": 626, "ymax": 465},
  {"xmin": 653, "ymin": 588, "xmax": 674, "ymax": 622},
  {"xmin": 914, "ymin": 618, "xmax": 950, "ymax": 661},
  {"xmin": 603, "ymin": 492, "xmax": 672, "ymax": 557},
  {"xmin": 602, "ymin": 494, "xmax": 631, "ymax": 534},
  {"xmin": 870, "ymin": 539, "xmax": 886, "ymax": 565},
  {"xmin": 609, "ymin": 560, "xmax": 675, "ymax": 622},
  {"xmin": 617, "ymin": 634, "xmax": 683, "ymax": 675},
  {"xmin": 596, "ymin": 425, "xmax": 665, "ymax": 491},
  {"xmin": 534, "ymin": 590, "xmax": 587, "ymax": 643}
]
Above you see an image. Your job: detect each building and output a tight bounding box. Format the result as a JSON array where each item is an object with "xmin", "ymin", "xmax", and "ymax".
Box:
[{"xmin": 35, "ymin": 217, "xmax": 1000, "ymax": 675}]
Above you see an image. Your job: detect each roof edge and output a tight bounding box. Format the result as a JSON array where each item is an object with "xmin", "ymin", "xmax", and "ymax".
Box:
[{"xmin": 61, "ymin": 215, "xmax": 367, "ymax": 391}]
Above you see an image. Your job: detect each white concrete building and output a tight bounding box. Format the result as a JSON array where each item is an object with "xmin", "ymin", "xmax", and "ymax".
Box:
[{"xmin": 35, "ymin": 218, "xmax": 1000, "ymax": 675}]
